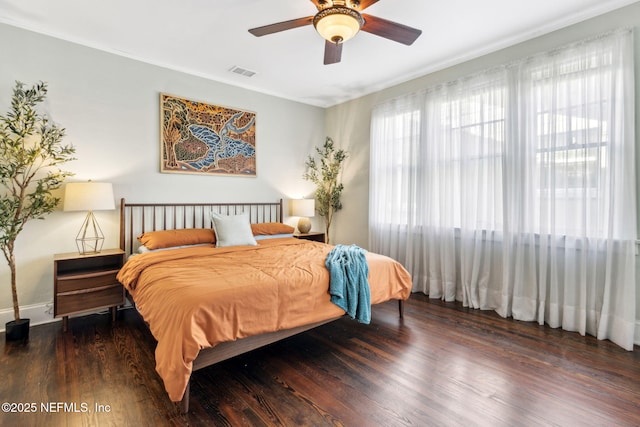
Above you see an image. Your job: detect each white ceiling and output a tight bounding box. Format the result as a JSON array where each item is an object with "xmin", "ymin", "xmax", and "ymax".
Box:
[{"xmin": 0, "ymin": 0, "xmax": 637, "ymax": 107}]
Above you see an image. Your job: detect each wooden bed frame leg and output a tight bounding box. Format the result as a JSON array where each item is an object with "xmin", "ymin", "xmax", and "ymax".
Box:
[
  {"xmin": 180, "ymin": 381, "xmax": 190, "ymax": 414},
  {"xmin": 398, "ymin": 300, "xmax": 404, "ymax": 318}
]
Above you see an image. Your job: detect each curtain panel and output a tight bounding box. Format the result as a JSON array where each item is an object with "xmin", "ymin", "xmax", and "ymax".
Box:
[{"xmin": 369, "ymin": 30, "xmax": 636, "ymax": 350}]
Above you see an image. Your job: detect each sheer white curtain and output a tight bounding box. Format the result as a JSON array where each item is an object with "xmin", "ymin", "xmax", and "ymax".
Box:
[{"xmin": 370, "ymin": 30, "xmax": 636, "ymax": 350}]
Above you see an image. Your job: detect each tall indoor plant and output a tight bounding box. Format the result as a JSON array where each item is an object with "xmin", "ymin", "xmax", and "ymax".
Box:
[
  {"xmin": 0, "ymin": 81, "xmax": 75, "ymax": 341},
  {"xmin": 303, "ymin": 137, "xmax": 348, "ymax": 244}
]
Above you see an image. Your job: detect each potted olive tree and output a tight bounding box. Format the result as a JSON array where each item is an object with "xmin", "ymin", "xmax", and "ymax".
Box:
[
  {"xmin": 303, "ymin": 137, "xmax": 348, "ymax": 244},
  {"xmin": 0, "ymin": 81, "xmax": 75, "ymax": 341}
]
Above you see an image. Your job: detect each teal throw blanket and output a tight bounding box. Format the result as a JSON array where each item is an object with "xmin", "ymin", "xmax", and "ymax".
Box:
[{"xmin": 325, "ymin": 244, "xmax": 371, "ymax": 324}]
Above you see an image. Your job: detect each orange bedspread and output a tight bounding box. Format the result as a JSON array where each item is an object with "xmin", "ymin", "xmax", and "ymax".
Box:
[{"xmin": 117, "ymin": 237, "xmax": 411, "ymax": 401}]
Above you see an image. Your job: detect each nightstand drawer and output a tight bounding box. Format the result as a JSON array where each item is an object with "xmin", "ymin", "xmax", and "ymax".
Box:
[
  {"xmin": 57, "ymin": 270, "xmax": 119, "ymax": 293},
  {"xmin": 54, "ymin": 249, "xmax": 126, "ymax": 330},
  {"xmin": 55, "ymin": 284, "xmax": 124, "ymax": 317}
]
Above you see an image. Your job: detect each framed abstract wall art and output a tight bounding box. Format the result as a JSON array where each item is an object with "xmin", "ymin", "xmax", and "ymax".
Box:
[{"xmin": 160, "ymin": 93, "xmax": 256, "ymax": 176}]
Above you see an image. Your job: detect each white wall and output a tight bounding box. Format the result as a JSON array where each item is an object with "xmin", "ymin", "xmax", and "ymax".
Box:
[
  {"xmin": 325, "ymin": 3, "xmax": 640, "ymax": 323},
  {"xmin": 0, "ymin": 23, "xmax": 324, "ymax": 314}
]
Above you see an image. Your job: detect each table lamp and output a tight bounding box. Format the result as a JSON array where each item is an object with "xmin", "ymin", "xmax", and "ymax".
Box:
[
  {"xmin": 291, "ymin": 198, "xmax": 315, "ymax": 234},
  {"xmin": 63, "ymin": 181, "xmax": 115, "ymax": 254}
]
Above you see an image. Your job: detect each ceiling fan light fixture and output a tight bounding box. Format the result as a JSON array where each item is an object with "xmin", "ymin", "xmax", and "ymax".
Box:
[{"xmin": 313, "ymin": 6, "xmax": 364, "ymax": 44}]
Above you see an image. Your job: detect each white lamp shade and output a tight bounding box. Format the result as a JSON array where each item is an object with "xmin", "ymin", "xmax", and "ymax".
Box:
[
  {"xmin": 290, "ymin": 199, "xmax": 315, "ymax": 217},
  {"xmin": 63, "ymin": 182, "xmax": 115, "ymax": 212}
]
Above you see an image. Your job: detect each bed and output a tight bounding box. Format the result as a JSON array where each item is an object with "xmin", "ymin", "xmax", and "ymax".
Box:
[{"xmin": 117, "ymin": 199, "xmax": 412, "ymax": 413}]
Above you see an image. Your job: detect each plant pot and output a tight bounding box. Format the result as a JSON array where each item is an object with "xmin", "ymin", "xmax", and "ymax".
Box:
[{"xmin": 5, "ymin": 318, "xmax": 30, "ymax": 342}]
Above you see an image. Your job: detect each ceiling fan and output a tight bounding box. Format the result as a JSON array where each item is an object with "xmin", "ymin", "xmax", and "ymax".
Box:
[{"xmin": 248, "ymin": 0, "xmax": 422, "ymax": 65}]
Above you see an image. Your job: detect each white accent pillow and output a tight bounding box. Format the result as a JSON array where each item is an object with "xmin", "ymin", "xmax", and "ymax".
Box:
[{"xmin": 210, "ymin": 212, "xmax": 258, "ymax": 247}]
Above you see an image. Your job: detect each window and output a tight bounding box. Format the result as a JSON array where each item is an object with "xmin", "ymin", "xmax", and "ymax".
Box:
[
  {"xmin": 438, "ymin": 87, "xmax": 505, "ymax": 230},
  {"xmin": 369, "ymin": 102, "xmax": 421, "ymax": 227},
  {"xmin": 530, "ymin": 54, "xmax": 614, "ymax": 237},
  {"xmin": 372, "ymin": 38, "xmax": 625, "ymax": 239}
]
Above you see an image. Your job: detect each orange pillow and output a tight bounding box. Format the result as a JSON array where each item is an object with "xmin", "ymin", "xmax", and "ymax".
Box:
[
  {"xmin": 138, "ymin": 228, "xmax": 215, "ymax": 250},
  {"xmin": 250, "ymin": 222, "xmax": 295, "ymax": 236}
]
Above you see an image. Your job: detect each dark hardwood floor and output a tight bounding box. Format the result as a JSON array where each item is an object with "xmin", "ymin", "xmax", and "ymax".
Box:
[{"xmin": 1, "ymin": 294, "xmax": 639, "ymax": 427}]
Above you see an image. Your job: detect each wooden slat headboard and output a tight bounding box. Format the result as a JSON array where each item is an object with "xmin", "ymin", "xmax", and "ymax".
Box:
[{"xmin": 119, "ymin": 198, "xmax": 283, "ymax": 256}]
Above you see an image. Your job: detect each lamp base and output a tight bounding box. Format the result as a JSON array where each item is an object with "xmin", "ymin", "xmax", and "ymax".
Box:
[
  {"xmin": 76, "ymin": 237, "xmax": 105, "ymax": 255},
  {"xmin": 76, "ymin": 211, "xmax": 105, "ymax": 255},
  {"xmin": 297, "ymin": 217, "xmax": 312, "ymax": 234}
]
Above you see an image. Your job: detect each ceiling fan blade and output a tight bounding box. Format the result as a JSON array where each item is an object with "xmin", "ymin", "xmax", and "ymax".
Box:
[
  {"xmin": 324, "ymin": 41, "xmax": 343, "ymax": 65},
  {"xmin": 249, "ymin": 16, "xmax": 313, "ymax": 37},
  {"xmin": 353, "ymin": 0, "xmax": 380, "ymax": 10},
  {"xmin": 309, "ymin": 0, "xmax": 379, "ymax": 10},
  {"xmin": 361, "ymin": 14, "xmax": 422, "ymax": 45}
]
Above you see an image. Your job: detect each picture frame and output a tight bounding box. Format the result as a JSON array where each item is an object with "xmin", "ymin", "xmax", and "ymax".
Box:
[{"xmin": 160, "ymin": 93, "xmax": 256, "ymax": 176}]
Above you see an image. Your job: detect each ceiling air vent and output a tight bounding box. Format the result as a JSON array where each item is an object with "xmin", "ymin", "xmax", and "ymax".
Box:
[{"xmin": 229, "ymin": 66, "xmax": 257, "ymax": 78}]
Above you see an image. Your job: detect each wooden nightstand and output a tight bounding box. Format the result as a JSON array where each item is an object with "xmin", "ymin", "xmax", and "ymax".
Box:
[
  {"xmin": 54, "ymin": 248, "xmax": 125, "ymax": 332},
  {"xmin": 294, "ymin": 232, "xmax": 326, "ymax": 243}
]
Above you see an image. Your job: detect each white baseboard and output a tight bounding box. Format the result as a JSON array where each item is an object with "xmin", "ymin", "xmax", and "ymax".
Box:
[
  {"xmin": 636, "ymin": 321, "xmax": 640, "ymax": 347},
  {"xmin": 1, "ymin": 300, "xmax": 134, "ymax": 333},
  {"xmin": 0, "ymin": 302, "xmax": 59, "ymax": 332}
]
